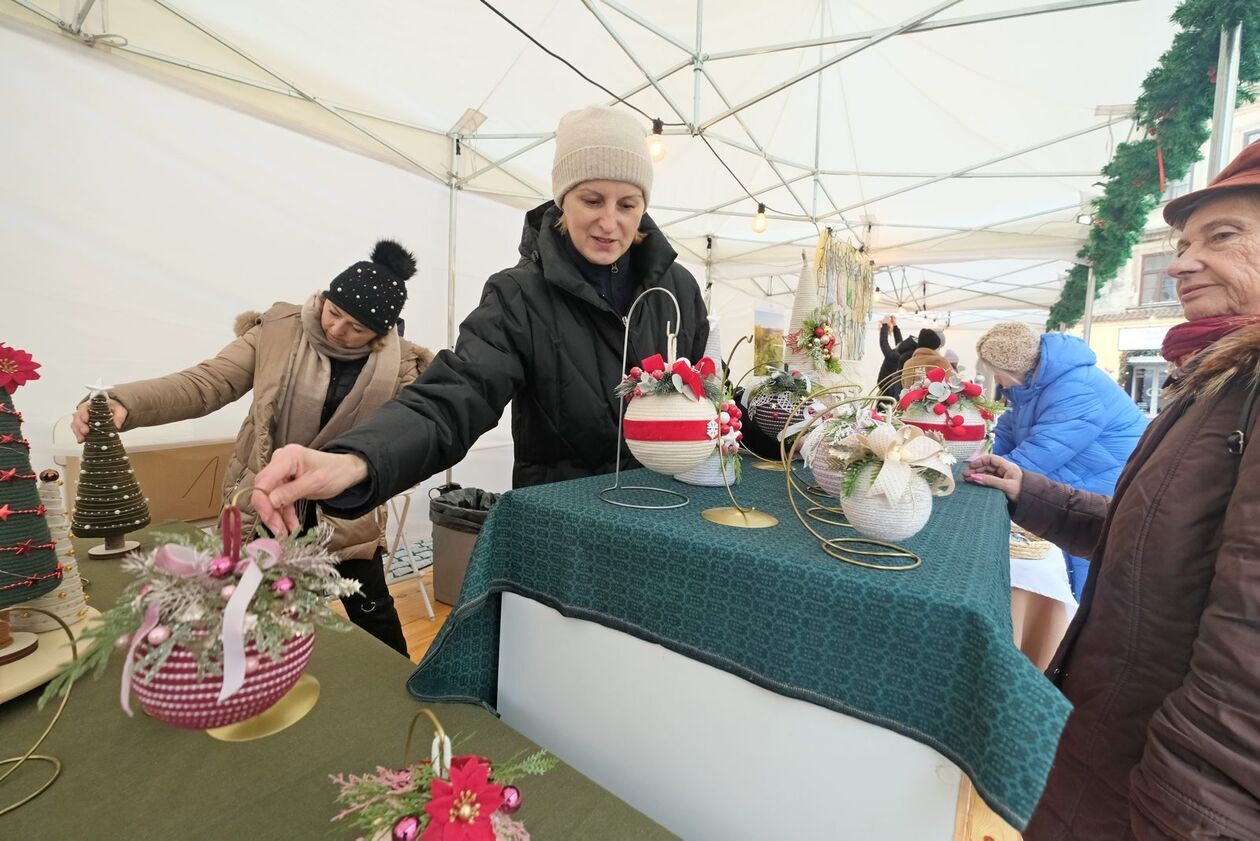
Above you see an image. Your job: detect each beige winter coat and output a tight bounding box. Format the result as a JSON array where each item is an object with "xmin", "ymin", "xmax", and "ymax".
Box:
[{"xmin": 109, "ymin": 302, "xmax": 433, "ymax": 559}]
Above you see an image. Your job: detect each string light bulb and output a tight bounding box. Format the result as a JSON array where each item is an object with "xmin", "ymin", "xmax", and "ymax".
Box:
[
  {"xmin": 751, "ymin": 203, "xmax": 768, "ymax": 234},
  {"xmin": 648, "ymin": 118, "xmax": 666, "ymax": 163}
]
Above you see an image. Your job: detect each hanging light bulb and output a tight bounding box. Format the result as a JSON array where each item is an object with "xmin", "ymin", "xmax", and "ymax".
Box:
[
  {"xmin": 751, "ymin": 203, "xmax": 769, "ymax": 234},
  {"xmin": 648, "ymin": 118, "xmax": 666, "ymax": 163}
]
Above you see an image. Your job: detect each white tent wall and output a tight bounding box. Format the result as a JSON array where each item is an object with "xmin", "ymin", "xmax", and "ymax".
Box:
[{"xmin": 3, "ymin": 23, "xmax": 522, "ymax": 537}]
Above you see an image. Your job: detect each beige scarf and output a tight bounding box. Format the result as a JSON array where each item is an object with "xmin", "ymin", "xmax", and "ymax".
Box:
[{"xmin": 273, "ymin": 294, "xmax": 401, "ymax": 450}]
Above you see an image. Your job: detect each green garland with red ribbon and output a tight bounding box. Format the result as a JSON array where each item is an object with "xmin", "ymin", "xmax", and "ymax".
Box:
[{"xmin": 1046, "ymin": 0, "xmax": 1260, "ymax": 330}]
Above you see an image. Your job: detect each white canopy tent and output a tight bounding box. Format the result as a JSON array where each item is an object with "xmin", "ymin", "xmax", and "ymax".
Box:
[
  {"xmin": 3, "ymin": 0, "xmax": 1187, "ymax": 497},
  {"xmin": 5, "ymin": 0, "xmax": 1180, "ymax": 319}
]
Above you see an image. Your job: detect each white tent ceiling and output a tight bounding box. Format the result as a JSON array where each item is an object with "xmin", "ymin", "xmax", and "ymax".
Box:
[{"xmin": 5, "ymin": 0, "xmax": 1180, "ymax": 316}]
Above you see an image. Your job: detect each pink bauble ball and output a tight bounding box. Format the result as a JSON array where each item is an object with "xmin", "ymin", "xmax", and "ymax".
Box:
[
  {"xmin": 146, "ymin": 625, "xmax": 171, "ymax": 645},
  {"xmin": 501, "ymin": 785, "xmax": 523, "ymax": 814},
  {"xmin": 209, "ymin": 556, "xmax": 235, "ymax": 578},
  {"xmin": 272, "ymin": 577, "xmax": 294, "ymax": 595},
  {"xmin": 244, "ymin": 655, "xmax": 261, "ymax": 674},
  {"xmin": 392, "ymin": 815, "xmax": 421, "ymax": 841},
  {"xmin": 220, "ymin": 584, "xmax": 237, "ymax": 599}
]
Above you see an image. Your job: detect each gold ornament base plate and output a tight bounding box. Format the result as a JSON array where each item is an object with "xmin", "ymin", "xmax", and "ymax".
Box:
[
  {"xmin": 205, "ymin": 673, "xmax": 320, "ymax": 742},
  {"xmin": 701, "ymin": 507, "xmax": 779, "ymax": 529},
  {"xmin": 87, "ymin": 540, "xmax": 140, "ymax": 559},
  {"xmin": 752, "ymin": 461, "xmax": 786, "ymax": 472}
]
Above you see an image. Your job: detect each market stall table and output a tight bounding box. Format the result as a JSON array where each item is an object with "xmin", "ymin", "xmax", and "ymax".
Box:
[
  {"xmin": 410, "ymin": 458, "xmax": 1071, "ymax": 840},
  {"xmin": 0, "ymin": 524, "xmax": 677, "ymax": 840}
]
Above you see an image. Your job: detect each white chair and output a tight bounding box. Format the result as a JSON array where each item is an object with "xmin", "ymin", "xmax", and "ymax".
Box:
[{"xmin": 387, "ymin": 490, "xmax": 435, "ymax": 621}]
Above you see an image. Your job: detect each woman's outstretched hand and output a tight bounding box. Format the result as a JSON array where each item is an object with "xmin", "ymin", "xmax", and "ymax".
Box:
[
  {"xmin": 251, "ymin": 445, "xmax": 369, "ymax": 537},
  {"xmin": 963, "ymin": 453, "xmax": 1023, "ymax": 503}
]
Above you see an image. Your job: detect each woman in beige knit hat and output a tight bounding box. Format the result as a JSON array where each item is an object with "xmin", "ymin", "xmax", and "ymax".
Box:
[{"xmin": 251, "ymin": 105, "xmax": 710, "ymax": 528}]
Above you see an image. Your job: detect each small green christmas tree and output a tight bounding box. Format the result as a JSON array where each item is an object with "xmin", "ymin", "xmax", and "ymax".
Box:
[
  {"xmin": 71, "ymin": 384, "xmax": 150, "ymax": 557},
  {"xmin": 0, "ymin": 344, "xmax": 62, "ymax": 665}
]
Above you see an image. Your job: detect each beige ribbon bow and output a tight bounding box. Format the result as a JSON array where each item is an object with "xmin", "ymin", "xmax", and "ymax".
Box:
[{"xmin": 840, "ymin": 422, "xmax": 956, "ymax": 502}]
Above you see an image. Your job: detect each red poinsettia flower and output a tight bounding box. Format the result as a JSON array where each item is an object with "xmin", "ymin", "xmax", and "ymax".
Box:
[
  {"xmin": 422, "ymin": 757, "xmax": 505, "ymax": 841},
  {"xmin": 0, "ymin": 344, "xmax": 40, "ymax": 392}
]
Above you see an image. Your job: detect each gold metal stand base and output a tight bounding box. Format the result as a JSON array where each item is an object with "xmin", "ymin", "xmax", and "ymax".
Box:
[
  {"xmin": 751, "ymin": 461, "xmax": 786, "ymax": 472},
  {"xmin": 701, "ymin": 507, "xmax": 779, "ymax": 528},
  {"xmin": 205, "ymin": 674, "xmax": 320, "ymax": 742}
]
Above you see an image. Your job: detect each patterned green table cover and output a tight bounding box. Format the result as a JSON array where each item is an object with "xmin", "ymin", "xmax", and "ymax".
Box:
[{"xmin": 409, "ymin": 459, "xmax": 1071, "ymax": 829}]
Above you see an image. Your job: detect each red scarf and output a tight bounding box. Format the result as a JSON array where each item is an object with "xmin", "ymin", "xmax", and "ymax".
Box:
[{"xmin": 1161, "ymin": 315, "xmax": 1260, "ymax": 366}]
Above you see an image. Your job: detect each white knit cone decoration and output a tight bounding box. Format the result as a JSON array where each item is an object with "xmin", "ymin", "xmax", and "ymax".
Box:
[
  {"xmin": 785, "ymin": 259, "xmax": 819, "ymax": 374},
  {"xmin": 701, "ymin": 314, "xmax": 722, "ymax": 365}
]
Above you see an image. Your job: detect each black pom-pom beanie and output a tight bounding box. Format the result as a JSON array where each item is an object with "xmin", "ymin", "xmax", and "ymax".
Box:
[{"xmin": 325, "ymin": 239, "xmax": 417, "ymax": 335}]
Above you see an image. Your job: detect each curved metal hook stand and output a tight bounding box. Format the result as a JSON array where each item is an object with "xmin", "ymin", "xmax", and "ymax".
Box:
[
  {"xmin": 601, "ymin": 287, "xmax": 692, "ymax": 511},
  {"xmin": 780, "ymin": 389, "xmax": 922, "ymax": 571}
]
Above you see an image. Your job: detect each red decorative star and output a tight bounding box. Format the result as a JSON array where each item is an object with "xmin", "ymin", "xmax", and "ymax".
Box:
[
  {"xmin": 13, "ymin": 539, "xmax": 35, "ymax": 555},
  {"xmin": 0, "ymin": 434, "xmax": 12, "ymax": 444},
  {"xmin": 35, "ymin": 503, "xmax": 46, "ymax": 516},
  {"xmin": 0, "ymin": 504, "xmax": 11, "ymax": 522},
  {"xmin": 0, "ymin": 468, "xmax": 17, "ymax": 482}
]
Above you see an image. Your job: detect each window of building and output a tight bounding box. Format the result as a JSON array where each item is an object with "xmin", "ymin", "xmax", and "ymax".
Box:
[
  {"xmin": 1161, "ymin": 171, "xmax": 1192, "ymax": 204},
  {"xmin": 1245, "ymin": 128, "xmax": 1260, "ymax": 148},
  {"xmin": 1139, "ymin": 252, "xmax": 1176, "ymax": 305}
]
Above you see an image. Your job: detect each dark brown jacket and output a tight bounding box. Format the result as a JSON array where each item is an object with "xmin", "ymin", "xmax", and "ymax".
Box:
[{"xmin": 1014, "ymin": 324, "xmax": 1260, "ymax": 839}]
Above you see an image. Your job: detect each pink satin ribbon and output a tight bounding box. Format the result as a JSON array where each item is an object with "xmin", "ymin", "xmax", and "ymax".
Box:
[{"xmin": 120, "ymin": 539, "xmax": 284, "ymax": 713}]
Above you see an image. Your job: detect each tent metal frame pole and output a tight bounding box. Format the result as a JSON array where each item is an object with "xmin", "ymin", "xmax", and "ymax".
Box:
[
  {"xmin": 1206, "ymin": 23, "xmax": 1242, "ymax": 180},
  {"xmin": 699, "ymin": 67, "xmax": 816, "ymax": 219},
  {"xmin": 698, "ymin": 0, "xmax": 964, "ymax": 131},
  {"xmin": 693, "ymin": 0, "xmax": 703, "ymax": 129},
  {"xmin": 70, "ymin": 0, "xmax": 96, "ymax": 33},
  {"xmin": 704, "ymin": 235, "xmax": 714, "ymax": 309},
  {"xmin": 1081, "ymin": 265, "xmax": 1096, "ymax": 344},
  {"xmin": 458, "ymin": 58, "xmax": 693, "ymax": 186},
  {"xmin": 876, "ymin": 202, "xmax": 1081, "ymax": 251},
  {"xmin": 811, "ymin": 4, "xmax": 825, "ymax": 220},
  {"xmin": 582, "ymin": 0, "xmax": 693, "ymax": 128},
  {"xmin": 597, "ymin": 0, "xmax": 697, "ymax": 55},
  {"xmin": 657, "ymin": 172, "xmax": 815, "ymax": 229},
  {"xmin": 141, "ymin": 0, "xmax": 451, "ymax": 183},
  {"xmin": 820, "ymin": 118, "xmax": 1129, "ymax": 220},
  {"xmin": 445, "ymin": 134, "xmax": 460, "ymax": 485},
  {"xmin": 703, "ymin": 0, "xmax": 1139, "ymax": 61}
]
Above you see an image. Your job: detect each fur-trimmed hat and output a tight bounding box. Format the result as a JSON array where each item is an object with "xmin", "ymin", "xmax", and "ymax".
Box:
[
  {"xmin": 976, "ymin": 322, "xmax": 1041, "ymax": 380},
  {"xmin": 325, "ymin": 240, "xmax": 416, "ymax": 335}
]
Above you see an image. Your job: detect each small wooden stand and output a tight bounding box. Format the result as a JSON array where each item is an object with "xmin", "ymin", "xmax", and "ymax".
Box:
[
  {"xmin": 87, "ymin": 534, "xmax": 140, "ymax": 559},
  {"xmin": 0, "ymin": 613, "xmax": 38, "ymax": 666}
]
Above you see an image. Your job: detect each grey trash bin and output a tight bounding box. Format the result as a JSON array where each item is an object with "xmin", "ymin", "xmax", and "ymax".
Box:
[{"xmin": 429, "ymin": 484, "xmax": 499, "ymax": 606}]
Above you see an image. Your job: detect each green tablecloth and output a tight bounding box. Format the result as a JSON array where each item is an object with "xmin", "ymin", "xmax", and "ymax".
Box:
[
  {"xmin": 409, "ymin": 459, "xmax": 1071, "ymax": 830},
  {"xmin": 0, "ymin": 524, "xmax": 676, "ymax": 840}
]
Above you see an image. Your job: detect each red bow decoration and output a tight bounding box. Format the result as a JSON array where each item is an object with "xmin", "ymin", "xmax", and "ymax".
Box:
[
  {"xmin": 898, "ymin": 388, "xmax": 928, "ymax": 411},
  {"xmin": 925, "ymin": 367, "xmax": 948, "ymax": 383},
  {"xmin": 671, "ymin": 360, "xmax": 705, "ymax": 401},
  {"xmin": 639, "ymin": 354, "xmax": 665, "ymax": 375},
  {"xmin": 695, "ymin": 357, "xmax": 717, "ymax": 379}
]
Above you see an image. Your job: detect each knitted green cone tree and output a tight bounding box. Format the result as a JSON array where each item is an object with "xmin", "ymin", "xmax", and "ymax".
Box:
[
  {"xmin": 0, "ymin": 345, "xmax": 62, "ymax": 665},
  {"xmin": 70, "ymin": 387, "xmax": 150, "ymax": 558}
]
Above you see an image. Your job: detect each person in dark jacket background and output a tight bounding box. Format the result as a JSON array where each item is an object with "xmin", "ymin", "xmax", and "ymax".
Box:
[
  {"xmin": 876, "ymin": 315, "xmax": 913, "ymax": 397},
  {"xmin": 249, "ymin": 105, "xmax": 709, "ymax": 534},
  {"xmin": 977, "ymin": 322, "xmax": 1146, "ymax": 600}
]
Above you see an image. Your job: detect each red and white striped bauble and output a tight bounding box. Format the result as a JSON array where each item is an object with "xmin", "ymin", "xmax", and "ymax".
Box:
[
  {"xmin": 624, "ymin": 392, "xmax": 718, "ymax": 475},
  {"xmin": 902, "ymin": 403, "xmax": 986, "ymax": 461},
  {"xmin": 131, "ymin": 632, "xmax": 315, "ymax": 730}
]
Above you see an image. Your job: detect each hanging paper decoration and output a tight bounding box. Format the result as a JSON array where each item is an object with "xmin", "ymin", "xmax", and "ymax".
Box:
[{"xmin": 813, "ymin": 229, "xmax": 873, "ymax": 363}]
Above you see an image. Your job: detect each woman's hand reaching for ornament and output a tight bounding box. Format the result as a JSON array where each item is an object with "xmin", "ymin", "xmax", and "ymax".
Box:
[
  {"xmin": 963, "ymin": 453, "xmax": 1023, "ymax": 502},
  {"xmin": 71, "ymin": 398, "xmax": 127, "ymax": 443},
  {"xmin": 251, "ymin": 445, "xmax": 370, "ymax": 537}
]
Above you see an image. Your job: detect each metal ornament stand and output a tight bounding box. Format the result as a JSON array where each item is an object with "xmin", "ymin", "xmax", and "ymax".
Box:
[
  {"xmin": 601, "ymin": 288, "xmax": 690, "ymax": 511},
  {"xmin": 781, "ymin": 390, "xmax": 922, "ymax": 571}
]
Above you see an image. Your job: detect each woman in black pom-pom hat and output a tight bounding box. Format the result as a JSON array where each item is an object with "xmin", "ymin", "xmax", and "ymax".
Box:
[{"xmin": 70, "ymin": 240, "xmax": 432, "ymax": 657}]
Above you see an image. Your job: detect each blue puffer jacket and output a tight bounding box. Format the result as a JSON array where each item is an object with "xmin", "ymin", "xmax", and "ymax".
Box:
[{"xmin": 993, "ymin": 334, "xmax": 1147, "ymax": 495}]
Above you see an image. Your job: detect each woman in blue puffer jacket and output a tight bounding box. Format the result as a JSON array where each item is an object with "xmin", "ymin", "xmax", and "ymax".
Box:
[{"xmin": 976, "ymin": 322, "xmax": 1147, "ymax": 599}]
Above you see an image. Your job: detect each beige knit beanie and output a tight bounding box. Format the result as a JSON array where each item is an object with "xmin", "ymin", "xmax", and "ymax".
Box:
[
  {"xmin": 552, "ymin": 106, "xmax": 653, "ymax": 206},
  {"xmin": 976, "ymin": 322, "xmax": 1041, "ymax": 379}
]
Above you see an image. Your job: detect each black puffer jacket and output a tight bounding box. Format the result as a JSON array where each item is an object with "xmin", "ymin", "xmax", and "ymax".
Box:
[{"xmin": 323, "ymin": 202, "xmax": 708, "ymax": 512}]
